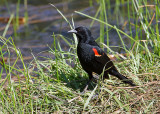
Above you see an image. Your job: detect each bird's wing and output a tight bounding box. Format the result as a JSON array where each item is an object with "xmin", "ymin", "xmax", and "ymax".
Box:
[
  {"xmin": 91, "ymin": 46, "xmax": 114, "ymax": 68},
  {"xmin": 88, "ymin": 40, "xmax": 100, "ymax": 47}
]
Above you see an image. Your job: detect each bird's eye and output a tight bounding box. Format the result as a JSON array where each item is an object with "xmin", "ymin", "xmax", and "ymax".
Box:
[{"xmin": 77, "ymin": 29, "xmax": 81, "ymax": 32}]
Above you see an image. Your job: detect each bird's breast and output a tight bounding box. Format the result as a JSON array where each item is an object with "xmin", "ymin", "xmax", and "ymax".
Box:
[{"xmin": 77, "ymin": 44, "xmax": 93, "ymax": 63}]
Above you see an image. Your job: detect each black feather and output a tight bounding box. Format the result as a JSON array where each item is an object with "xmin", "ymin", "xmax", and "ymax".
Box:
[{"xmin": 69, "ymin": 26, "xmax": 136, "ymax": 86}]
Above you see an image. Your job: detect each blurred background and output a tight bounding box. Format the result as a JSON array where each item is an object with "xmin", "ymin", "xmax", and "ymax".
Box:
[{"xmin": 0, "ymin": 0, "xmax": 155, "ymax": 63}]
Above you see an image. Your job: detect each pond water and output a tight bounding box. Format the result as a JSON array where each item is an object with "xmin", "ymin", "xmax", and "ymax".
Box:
[{"xmin": 0, "ymin": 0, "xmax": 146, "ymax": 66}]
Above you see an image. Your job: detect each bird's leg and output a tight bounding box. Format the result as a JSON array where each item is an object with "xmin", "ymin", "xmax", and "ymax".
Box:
[
  {"xmin": 81, "ymin": 80, "xmax": 90, "ymax": 94},
  {"xmin": 81, "ymin": 73, "xmax": 93, "ymax": 94}
]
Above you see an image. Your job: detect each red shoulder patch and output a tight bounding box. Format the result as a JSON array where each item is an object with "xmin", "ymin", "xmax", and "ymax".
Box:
[{"xmin": 92, "ymin": 48, "xmax": 101, "ymax": 57}]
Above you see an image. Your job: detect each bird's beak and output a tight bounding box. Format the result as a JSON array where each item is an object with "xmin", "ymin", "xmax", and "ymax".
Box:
[{"xmin": 68, "ymin": 29, "xmax": 77, "ymax": 33}]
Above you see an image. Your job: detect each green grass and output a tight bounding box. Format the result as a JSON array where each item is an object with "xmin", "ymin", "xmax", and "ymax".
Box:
[{"xmin": 0, "ymin": 0, "xmax": 160, "ymax": 113}]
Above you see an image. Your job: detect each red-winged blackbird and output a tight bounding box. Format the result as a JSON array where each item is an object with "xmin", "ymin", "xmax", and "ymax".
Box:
[{"xmin": 68, "ymin": 26, "xmax": 135, "ymax": 86}]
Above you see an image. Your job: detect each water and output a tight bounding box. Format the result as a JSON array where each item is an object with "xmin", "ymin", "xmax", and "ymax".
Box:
[{"xmin": 0, "ymin": 0, "xmax": 143, "ymax": 66}]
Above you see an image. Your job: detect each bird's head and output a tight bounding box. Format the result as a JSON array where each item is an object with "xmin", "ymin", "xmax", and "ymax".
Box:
[{"xmin": 68, "ymin": 26, "xmax": 92, "ymax": 43}]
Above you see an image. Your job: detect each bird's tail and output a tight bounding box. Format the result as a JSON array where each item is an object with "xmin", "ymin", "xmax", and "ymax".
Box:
[{"xmin": 109, "ymin": 69, "xmax": 136, "ymax": 86}]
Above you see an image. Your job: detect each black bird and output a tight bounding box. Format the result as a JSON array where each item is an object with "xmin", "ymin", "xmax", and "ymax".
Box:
[{"xmin": 68, "ymin": 26, "xmax": 135, "ymax": 87}]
